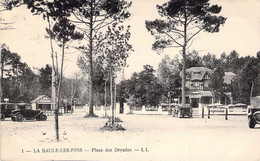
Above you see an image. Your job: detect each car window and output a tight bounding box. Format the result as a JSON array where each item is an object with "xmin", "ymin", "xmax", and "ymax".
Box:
[{"xmin": 1, "ymin": 104, "xmax": 15, "ymax": 110}]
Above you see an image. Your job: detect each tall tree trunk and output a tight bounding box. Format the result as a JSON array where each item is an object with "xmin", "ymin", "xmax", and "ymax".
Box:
[
  {"xmin": 114, "ymin": 81, "xmax": 116, "ymax": 118},
  {"xmin": 88, "ymin": 0, "xmax": 94, "ymax": 116},
  {"xmin": 167, "ymin": 91, "xmax": 171, "ymax": 108},
  {"xmin": 47, "ymin": 15, "xmax": 56, "ymax": 106},
  {"xmin": 51, "ymin": 64, "xmax": 56, "ymax": 110},
  {"xmin": 0, "ymin": 51, "xmax": 2, "ymax": 102},
  {"xmin": 53, "ymin": 64, "xmax": 59, "ymax": 141},
  {"xmin": 250, "ymin": 81, "xmax": 254, "ymax": 98},
  {"xmin": 0, "ymin": 61, "xmax": 3, "ymax": 82},
  {"xmin": 70, "ymin": 80, "xmax": 74, "ymax": 111},
  {"xmin": 57, "ymin": 42, "xmax": 65, "ymax": 115},
  {"xmin": 47, "ymin": 15, "xmax": 59, "ymax": 141},
  {"xmin": 104, "ymin": 80, "xmax": 107, "ymax": 116},
  {"xmin": 110, "ymin": 68, "xmax": 114, "ymax": 126},
  {"xmin": 181, "ymin": 54, "xmax": 186, "ymax": 106},
  {"xmin": 181, "ymin": 10, "xmax": 188, "ymax": 107}
]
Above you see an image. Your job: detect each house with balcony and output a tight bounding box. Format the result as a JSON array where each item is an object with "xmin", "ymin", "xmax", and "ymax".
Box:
[{"xmin": 179, "ymin": 67, "xmax": 235, "ymax": 108}]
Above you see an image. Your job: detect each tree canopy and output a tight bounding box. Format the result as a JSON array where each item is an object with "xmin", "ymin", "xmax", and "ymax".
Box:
[{"xmin": 146, "ymin": 0, "xmax": 226, "ymax": 106}]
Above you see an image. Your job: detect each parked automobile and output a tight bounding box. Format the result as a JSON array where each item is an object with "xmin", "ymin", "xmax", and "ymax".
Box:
[
  {"xmin": 159, "ymin": 103, "xmax": 170, "ymax": 112},
  {"xmin": 173, "ymin": 104, "xmax": 192, "ymax": 118},
  {"xmin": 11, "ymin": 109, "xmax": 47, "ymax": 122},
  {"xmin": 248, "ymin": 96, "xmax": 260, "ymax": 128},
  {"xmin": 0, "ymin": 103, "xmax": 16, "ymax": 121}
]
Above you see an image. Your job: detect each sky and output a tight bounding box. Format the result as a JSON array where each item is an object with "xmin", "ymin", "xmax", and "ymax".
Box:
[{"xmin": 0, "ymin": 0, "xmax": 260, "ymax": 79}]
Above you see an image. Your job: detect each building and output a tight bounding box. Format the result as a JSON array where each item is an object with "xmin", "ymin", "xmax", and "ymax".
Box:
[
  {"xmin": 179, "ymin": 67, "xmax": 235, "ymax": 108},
  {"xmin": 30, "ymin": 95, "xmax": 53, "ymax": 110}
]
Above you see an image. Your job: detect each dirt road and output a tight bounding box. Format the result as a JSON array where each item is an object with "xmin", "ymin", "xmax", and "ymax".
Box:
[{"xmin": 1, "ymin": 109, "xmax": 260, "ymax": 161}]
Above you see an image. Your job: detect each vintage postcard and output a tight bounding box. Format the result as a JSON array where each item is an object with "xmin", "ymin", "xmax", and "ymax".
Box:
[{"xmin": 1, "ymin": 0, "xmax": 260, "ymax": 161}]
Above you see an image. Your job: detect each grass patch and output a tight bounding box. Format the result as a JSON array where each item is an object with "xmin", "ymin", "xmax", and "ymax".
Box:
[
  {"xmin": 100, "ymin": 121, "xmax": 126, "ymax": 131},
  {"xmin": 108, "ymin": 117, "xmax": 123, "ymax": 122}
]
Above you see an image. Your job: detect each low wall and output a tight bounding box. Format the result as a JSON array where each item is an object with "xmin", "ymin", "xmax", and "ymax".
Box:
[
  {"xmin": 83, "ymin": 104, "xmax": 169, "ymax": 116},
  {"xmin": 82, "ymin": 103, "xmax": 247, "ymax": 117}
]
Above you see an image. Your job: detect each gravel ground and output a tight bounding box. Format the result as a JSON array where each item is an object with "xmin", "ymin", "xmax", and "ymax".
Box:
[{"xmin": 1, "ymin": 108, "xmax": 260, "ymax": 161}]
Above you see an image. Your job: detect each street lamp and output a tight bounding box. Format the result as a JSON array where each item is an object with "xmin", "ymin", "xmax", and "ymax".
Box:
[
  {"xmin": 4, "ymin": 98, "xmax": 9, "ymax": 103},
  {"xmin": 174, "ymin": 98, "xmax": 178, "ymax": 104},
  {"xmin": 4, "ymin": 98, "xmax": 9, "ymax": 109}
]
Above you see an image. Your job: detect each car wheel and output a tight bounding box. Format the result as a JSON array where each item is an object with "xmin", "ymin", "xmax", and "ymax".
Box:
[
  {"xmin": 248, "ymin": 117, "xmax": 256, "ymax": 129},
  {"xmin": 1, "ymin": 113, "xmax": 5, "ymax": 121},
  {"xmin": 11, "ymin": 116, "xmax": 16, "ymax": 121},
  {"xmin": 39, "ymin": 114, "xmax": 47, "ymax": 121},
  {"xmin": 16, "ymin": 114, "xmax": 24, "ymax": 122}
]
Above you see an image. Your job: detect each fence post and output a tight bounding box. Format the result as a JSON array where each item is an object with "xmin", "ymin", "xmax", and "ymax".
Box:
[
  {"xmin": 225, "ymin": 107, "xmax": 228, "ymax": 120},
  {"xmin": 202, "ymin": 107, "xmax": 204, "ymax": 118},
  {"xmin": 208, "ymin": 108, "xmax": 210, "ymax": 119}
]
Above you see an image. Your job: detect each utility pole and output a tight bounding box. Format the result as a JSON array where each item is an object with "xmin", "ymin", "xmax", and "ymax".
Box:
[
  {"xmin": 51, "ymin": 65, "xmax": 56, "ymax": 110},
  {"xmin": 0, "ymin": 51, "xmax": 2, "ymax": 102}
]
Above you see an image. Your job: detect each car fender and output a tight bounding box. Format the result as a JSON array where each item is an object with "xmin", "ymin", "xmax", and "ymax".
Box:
[
  {"xmin": 253, "ymin": 111, "xmax": 260, "ymax": 124},
  {"xmin": 35, "ymin": 111, "xmax": 43, "ymax": 118},
  {"xmin": 11, "ymin": 112, "xmax": 20, "ymax": 116},
  {"xmin": 247, "ymin": 106, "xmax": 252, "ymax": 116}
]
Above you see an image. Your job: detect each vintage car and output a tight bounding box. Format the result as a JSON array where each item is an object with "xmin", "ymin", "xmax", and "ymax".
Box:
[
  {"xmin": 16, "ymin": 103, "xmax": 32, "ymax": 110},
  {"xmin": 11, "ymin": 109, "xmax": 47, "ymax": 122},
  {"xmin": 248, "ymin": 96, "xmax": 260, "ymax": 128},
  {"xmin": 0, "ymin": 103, "xmax": 16, "ymax": 121},
  {"xmin": 173, "ymin": 104, "xmax": 192, "ymax": 118}
]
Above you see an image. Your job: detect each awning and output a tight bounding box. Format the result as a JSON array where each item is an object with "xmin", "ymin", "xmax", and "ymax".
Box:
[
  {"xmin": 186, "ymin": 91, "xmax": 213, "ymax": 98},
  {"xmin": 189, "ymin": 95, "xmax": 202, "ymax": 99},
  {"xmin": 37, "ymin": 102, "xmax": 53, "ymax": 104},
  {"xmin": 198, "ymin": 91, "xmax": 212, "ymax": 97}
]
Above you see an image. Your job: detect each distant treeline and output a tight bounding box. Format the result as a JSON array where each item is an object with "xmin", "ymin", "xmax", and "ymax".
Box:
[
  {"xmin": 0, "ymin": 44, "xmax": 83, "ymax": 105},
  {"xmin": 116, "ymin": 50, "xmax": 260, "ymax": 106},
  {"xmin": 1, "ymin": 44, "xmax": 260, "ymax": 106}
]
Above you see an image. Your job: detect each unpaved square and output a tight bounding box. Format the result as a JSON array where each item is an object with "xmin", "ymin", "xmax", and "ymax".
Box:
[{"xmin": 1, "ymin": 109, "xmax": 260, "ymax": 161}]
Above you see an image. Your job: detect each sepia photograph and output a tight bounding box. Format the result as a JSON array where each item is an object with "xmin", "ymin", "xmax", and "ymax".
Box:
[{"xmin": 0, "ymin": 0, "xmax": 260, "ymax": 161}]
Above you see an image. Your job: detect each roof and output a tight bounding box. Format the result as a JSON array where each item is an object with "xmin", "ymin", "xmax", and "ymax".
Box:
[
  {"xmin": 186, "ymin": 67, "xmax": 213, "ymax": 72},
  {"xmin": 30, "ymin": 95, "xmax": 52, "ymax": 103},
  {"xmin": 183, "ymin": 67, "xmax": 236, "ymax": 83},
  {"xmin": 186, "ymin": 91, "xmax": 213, "ymax": 98},
  {"xmin": 185, "ymin": 67, "xmax": 213, "ymax": 81}
]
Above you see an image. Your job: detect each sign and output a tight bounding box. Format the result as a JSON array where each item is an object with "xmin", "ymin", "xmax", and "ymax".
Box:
[{"xmin": 4, "ymin": 98, "xmax": 9, "ymax": 102}]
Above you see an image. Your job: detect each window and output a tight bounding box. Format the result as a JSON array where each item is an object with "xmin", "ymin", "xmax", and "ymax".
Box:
[
  {"xmin": 192, "ymin": 81, "xmax": 203, "ymax": 90},
  {"xmin": 204, "ymin": 74, "xmax": 210, "ymax": 80}
]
